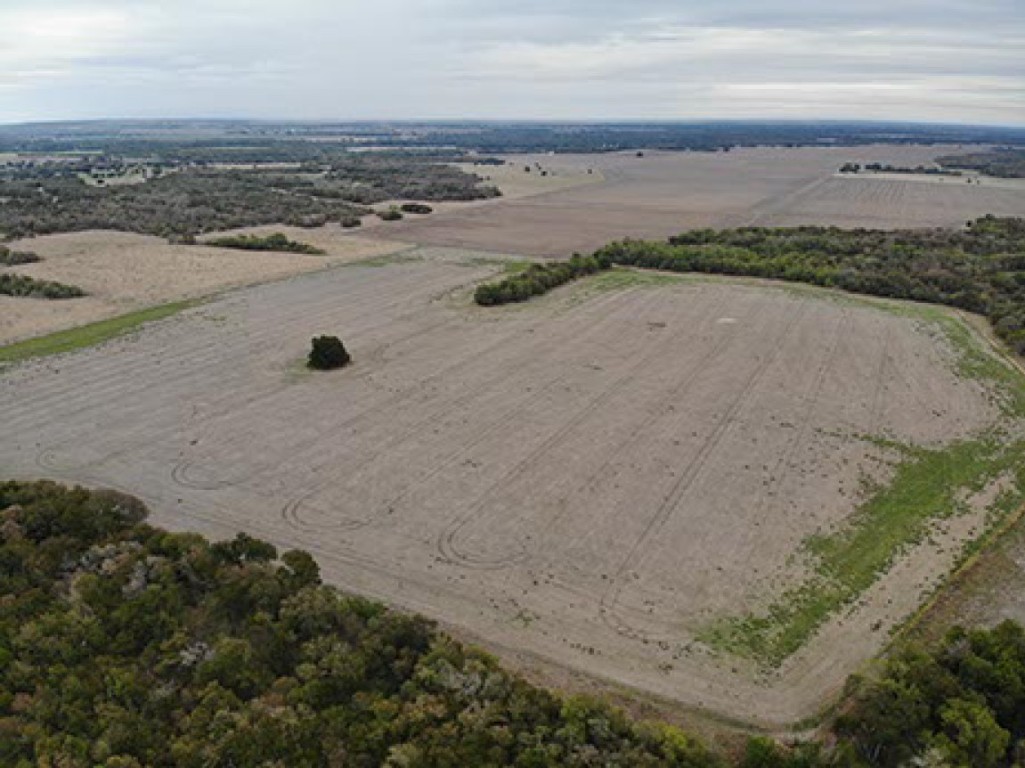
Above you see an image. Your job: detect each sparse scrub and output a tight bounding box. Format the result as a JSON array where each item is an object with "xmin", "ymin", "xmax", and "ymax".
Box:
[
  {"xmin": 340, "ymin": 215, "xmax": 362, "ymax": 228},
  {"xmin": 0, "ymin": 245, "xmax": 39, "ymax": 265},
  {"xmin": 205, "ymin": 232, "xmax": 325, "ymax": 254},
  {"xmin": 0, "ymin": 155, "xmax": 497, "ymax": 239},
  {"xmin": 938, "ymin": 147, "xmax": 1025, "ymax": 178},
  {"xmin": 0, "ymin": 272, "xmax": 84, "ymax": 299},
  {"xmin": 378, "ymin": 207, "xmax": 404, "ymax": 221}
]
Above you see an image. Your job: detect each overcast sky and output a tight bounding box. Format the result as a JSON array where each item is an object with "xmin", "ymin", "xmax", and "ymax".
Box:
[{"xmin": 1, "ymin": 0, "xmax": 1022, "ymax": 125}]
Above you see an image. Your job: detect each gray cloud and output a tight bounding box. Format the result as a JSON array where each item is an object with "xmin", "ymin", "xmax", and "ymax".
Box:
[{"xmin": 0, "ymin": 0, "xmax": 1021, "ymax": 124}]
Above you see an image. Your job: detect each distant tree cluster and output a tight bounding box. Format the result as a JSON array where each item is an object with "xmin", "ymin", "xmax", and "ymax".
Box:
[
  {"xmin": 938, "ymin": 148, "xmax": 1025, "ymax": 178},
  {"xmin": 596, "ymin": 216, "xmax": 1025, "ymax": 355},
  {"xmin": 0, "ymin": 272, "xmax": 84, "ymax": 299},
  {"xmin": 0, "ymin": 246, "xmax": 39, "ymax": 266},
  {"xmin": 838, "ymin": 162, "xmax": 961, "ymax": 176},
  {"xmin": 399, "ymin": 202, "xmax": 433, "ymax": 214},
  {"xmin": 474, "ymin": 253, "xmax": 611, "ymax": 306},
  {"xmin": 0, "ymin": 480, "xmax": 719, "ymax": 767},
  {"xmin": 0, "ymin": 170, "xmax": 368, "ymax": 240},
  {"xmin": 205, "ymin": 232, "xmax": 325, "ymax": 255},
  {"xmin": 0, "ymin": 155, "xmax": 498, "ymax": 240}
]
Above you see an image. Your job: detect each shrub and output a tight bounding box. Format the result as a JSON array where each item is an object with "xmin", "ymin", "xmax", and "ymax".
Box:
[
  {"xmin": 0, "ymin": 246, "xmax": 40, "ymax": 266},
  {"xmin": 400, "ymin": 202, "xmax": 433, "ymax": 214},
  {"xmin": 340, "ymin": 215, "xmax": 362, "ymax": 228},
  {"xmin": 308, "ymin": 335, "xmax": 351, "ymax": 370},
  {"xmin": 0, "ymin": 273, "xmax": 85, "ymax": 299},
  {"xmin": 378, "ymin": 208, "xmax": 404, "ymax": 221}
]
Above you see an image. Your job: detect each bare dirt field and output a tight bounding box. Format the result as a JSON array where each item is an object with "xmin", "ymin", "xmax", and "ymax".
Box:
[
  {"xmin": 366, "ymin": 145, "xmax": 1025, "ymax": 256},
  {"xmin": 1, "ymin": 250, "xmax": 1016, "ymax": 726},
  {"xmin": 0, "ymin": 229, "xmax": 409, "ymax": 344}
]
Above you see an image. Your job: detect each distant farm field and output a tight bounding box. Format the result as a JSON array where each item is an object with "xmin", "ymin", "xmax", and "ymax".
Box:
[
  {"xmin": 371, "ymin": 144, "xmax": 1025, "ymax": 255},
  {"xmin": 0, "ymin": 229, "xmax": 409, "ymax": 345},
  {"xmin": 3, "ymin": 250, "xmax": 1021, "ymax": 725}
]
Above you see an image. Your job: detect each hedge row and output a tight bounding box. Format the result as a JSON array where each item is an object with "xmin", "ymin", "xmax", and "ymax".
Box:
[
  {"xmin": 474, "ymin": 253, "xmax": 611, "ymax": 306},
  {"xmin": 204, "ymin": 232, "xmax": 324, "ymax": 254}
]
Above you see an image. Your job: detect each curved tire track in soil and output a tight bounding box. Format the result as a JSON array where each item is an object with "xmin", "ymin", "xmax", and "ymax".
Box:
[
  {"xmin": 598, "ymin": 299, "xmax": 810, "ymax": 641},
  {"xmin": 277, "ymin": 288, "xmax": 644, "ymax": 529},
  {"xmin": 435, "ymin": 291, "xmax": 707, "ymax": 570}
]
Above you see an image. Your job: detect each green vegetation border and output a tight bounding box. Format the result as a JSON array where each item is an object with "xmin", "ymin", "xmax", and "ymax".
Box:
[{"xmin": 0, "ymin": 300, "xmax": 198, "ymax": 366}]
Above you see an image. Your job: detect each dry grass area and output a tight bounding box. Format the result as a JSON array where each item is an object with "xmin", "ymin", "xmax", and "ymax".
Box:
[
  {"xmin": 368, "ymin": 145, "xmax": 1025, "ymax": 256},
  {"xmin": 2, "ymin": 251, "xmax": 1016, "ymax": 726},
  {"xmin": 0, "ymin": 229, "xmax": 409, "ymax": 344},
  {"xmin": 455, "ymin": 158, "xmax": 604, "ymax": 199}
]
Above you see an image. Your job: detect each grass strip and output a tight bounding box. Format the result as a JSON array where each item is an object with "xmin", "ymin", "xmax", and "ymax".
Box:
[
  {"xmin": 700, "ymin": 437, "xmax": 1025, "ymax": 665},
  {"xmin": 0, "ymin": 300, "xmax": 198, "ymax": 366}
]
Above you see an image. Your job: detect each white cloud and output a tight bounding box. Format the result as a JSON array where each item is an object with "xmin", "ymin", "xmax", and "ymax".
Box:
[{"xmin": 0, "ymin": 0, "xmax": 1021, "ymax": 124}]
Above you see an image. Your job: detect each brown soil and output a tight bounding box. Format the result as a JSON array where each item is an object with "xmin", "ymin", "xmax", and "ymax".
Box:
[
  {"xmin": 364, "ymin": 145, "xmax": 1025, "ymax": 256},
  {"xmin": 0, "ymin": 229, "xmax": 409, "ymax": 344},
  {"xmin": 0, "ymin": 252, "xmax": 1004, "ymax": 727}
]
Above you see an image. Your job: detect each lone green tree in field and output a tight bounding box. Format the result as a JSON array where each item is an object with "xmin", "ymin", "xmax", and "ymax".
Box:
[{"xmin": 308, "ymin": 335, "xmax": 351, "ymax": 370}]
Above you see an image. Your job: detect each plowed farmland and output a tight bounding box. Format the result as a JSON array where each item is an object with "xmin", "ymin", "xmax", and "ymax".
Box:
[
  {"xmin": 372, "ymin": 145, "xmax": 1025, "ymax": 255},
  {"xmin": 3, "ymin": 250, "xmax": 1020, "ymax": 725}
]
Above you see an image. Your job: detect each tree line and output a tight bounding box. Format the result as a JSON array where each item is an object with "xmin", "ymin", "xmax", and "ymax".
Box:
[
  {"xmin": 595, "ymin": 216, "xmax": 1025, "ymax": 355},
  {"xmin": 204, "ymin": 232, "xmax": 325, "ymax": 255},
  {"xmin": 937, "ymin": 149, "xmax": 1025, "ymax": 179},
  {"xmin": 474, "ymin": 253, "xmax": 611, "ymax": 306},
  {"xmin": 0, "ymin": 481, "xmax": 716, "ymax": 767}
]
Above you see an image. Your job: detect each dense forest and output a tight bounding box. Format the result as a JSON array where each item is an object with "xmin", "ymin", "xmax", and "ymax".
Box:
[
  {"xmin": 595, "ymin": 216, "xmax": 1025, "ymax": 355},
  {"xmin": 4, "ymin": 480, "xmax": 1025, "ymax": 766},
  {"xmin": 938, "ymin": 149, "xmax": 1025, "ymax": 178},
  {"xmin": 0, "ymin": 481, "xmax": 716, "ymax": 768}
]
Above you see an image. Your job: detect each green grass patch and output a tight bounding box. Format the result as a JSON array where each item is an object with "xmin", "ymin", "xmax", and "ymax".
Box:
[
  {"xmin": 457, "ymin": 256, "xmax": 534, "ymax": 274},
  {"xmin": 502, "ymin": 260, "xmax": 534, "ymax": 274},
  {"xmin": 932, "ymin": 314, "xmax": 1025, "ymax": 417},
  {"xmin": 586, "ymin": 267, "xmax": 693, "ymax": 292},
  {"xmin": 0, "ymin": 300, "xmax": 198, "ymax": 366},
  {"xmin": 697, "ymin": 311, "xmax": 1025, "ymax": 666},
  {"xmin": 348, "ymin": 251, "xmax": 424, "ymax": 268},
  {"xmin": 699, "ymin": 436, "xmax": 1025, "ymax": 665}
]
